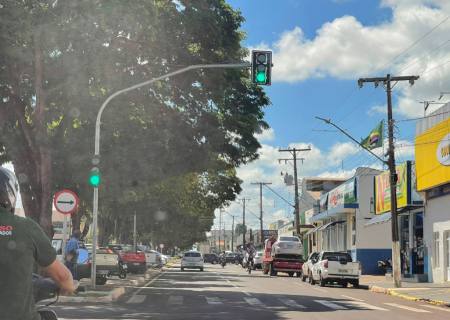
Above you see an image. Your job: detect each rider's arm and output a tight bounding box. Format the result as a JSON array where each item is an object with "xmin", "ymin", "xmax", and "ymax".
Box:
[{"xmin": 43, "ymin": 259, "xmax": 75, "ymax": 294}]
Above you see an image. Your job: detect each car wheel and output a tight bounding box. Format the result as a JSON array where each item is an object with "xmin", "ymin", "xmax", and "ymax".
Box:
[
  {"xmin": 96, "ymin": 276, "xmax": 107, "ymax": 286},
  {"xmin": 309, "ymin": 272, "xmax": 315, "ymax": 285},
  {"xmin": 319, "ymin": 274, "xmax": 326, "ymax": 287},
  {"xmin": 296, "ymin": 272, "xmax": 301, "ymax": 278},
  {"xmin": 288, "ymin": 272, "xmax": 294, "ymax": 277},
  {"xmin": 341, "ymin": 281, "xmax": 348, "ymax": 288},
  {"xmin": 200, "ymin": 268, "xmax": 204, "ymax": 272},
  {"xmin": 181, "ymin": 268, "xmax": 184, "ymax": 271},
  {"xmin": 352, "ymin": 280, "xmax": 359, "ymax": 288}
]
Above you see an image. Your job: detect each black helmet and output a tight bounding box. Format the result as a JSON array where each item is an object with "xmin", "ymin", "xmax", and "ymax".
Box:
[{"xmin": 0, "ymin": 167, "xmax": 19, "ymax": 213}]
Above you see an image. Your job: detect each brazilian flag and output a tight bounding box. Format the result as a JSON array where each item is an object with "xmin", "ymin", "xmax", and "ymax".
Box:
[{"xmin": 361, "ymin": 121, "xmax": 383, "ymax": 150}]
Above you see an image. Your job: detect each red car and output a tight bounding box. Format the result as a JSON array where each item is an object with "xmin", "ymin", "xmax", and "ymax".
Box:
[{"xmin": 114, "ymin": 245, "xmax": 147, "ymax": 274}]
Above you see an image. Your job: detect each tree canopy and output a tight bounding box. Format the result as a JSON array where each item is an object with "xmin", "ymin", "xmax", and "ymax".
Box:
[{"xmin": 0, "ymin": 0, "xmax": 270, "ymax": 246}]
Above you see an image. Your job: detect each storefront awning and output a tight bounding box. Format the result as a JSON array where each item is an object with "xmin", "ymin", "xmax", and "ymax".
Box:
[
  {"xmin": 305, "ymin": 225, "xmax": 321, "ymax": 236},
  {"xmin": 318, "ymin": 220, "xmax": 345, "ymax": 231},
  {"xmin": 310, "ymin": 206, "xmax": 357, "ymax": 222},
  {"xmin": 365, "ymin": 212, "xmax": 391, "ymax": 226}
]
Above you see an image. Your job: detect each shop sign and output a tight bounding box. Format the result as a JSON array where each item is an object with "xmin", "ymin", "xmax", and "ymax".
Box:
[
  {"xmin": 416, "ymin": 117, "xmax": 450, "ymax": 190},
  {"xmin": 262, "ymin": 230, "xmax": 278, "ymax": 240},
  {"xmin": 375, "ymin": 162, "xmax": 408, "ymax": 214},
  {"xmin": 328, "ymin": 178, "xmax": 357, "ymax": 209}
]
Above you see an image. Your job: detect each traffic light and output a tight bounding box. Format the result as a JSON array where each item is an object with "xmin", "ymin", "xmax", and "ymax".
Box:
[
  {"xmin": 89, "ymin": 167, "xmax": 101, "ymax": 187},
  {"xmin": 251, "ymin": 50, "xmax": 272, "ymax": 85}
]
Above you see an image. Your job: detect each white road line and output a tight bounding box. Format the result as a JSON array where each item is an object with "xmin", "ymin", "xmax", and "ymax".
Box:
[
  {"xmin": 420, "ymin": 304, "xmax": 450, "ymax": 312},
  {"xmin": 244, "ymin": 297, "xmax": 264, "ymax": 307},
  {"xmin": 384, "ymin": 303, "xmax": 431, "ymax": 313},
  {"xmin": 310, "ymin": 286, "xmax": 328, "ymax": 293},
  {"xmin": 340, "ymin": 295, "xmax": 365, "ymax": 302},
  {"xmin": 168, "ymin": 295, "xmax": 183, "ymax": 305},
  {"xmin": 314, "ymin": 300, "xmax": 348, "ymax": 310},
  {"xmin": 206, "ymin": 297, "xmax": 223, "ymax": 305},
  {"xmin": 134, "ymin": 272, "xmax": 164, "ymax": 296},
  {"xmin": 126, "ymin": 294, "xmax": 146, "ymax": 304},
  {"xmin": 281, "ymin": 298, "xmax": 307, "ymax": 309},
  {"xmin": 225, "ymin": 277, "xmax": 251, "ymax": 296},
  {"xmin": 338, "ymin": 300, "xmax": 389, "ymax": 311}
]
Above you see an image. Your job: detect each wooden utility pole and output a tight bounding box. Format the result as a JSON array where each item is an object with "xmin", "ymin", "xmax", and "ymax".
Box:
[
  {"xmin": 239, "ymin": 198, "xmax": 250, "ymax": 248},
  {"xmin": 358, "ymin": 74, "xmax": 419, "ymax": 288},
  {"xmin": 279, "ymin": 147, "xmax": 311, "ymax": 236},
  {"xmin": 251, "ymin": 182, "xmax": 272, "ymax": 245}
]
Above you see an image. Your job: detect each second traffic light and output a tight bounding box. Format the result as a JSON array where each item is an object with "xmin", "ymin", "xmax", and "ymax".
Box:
[
  {"xmin": 251, "ymin": 50, "xmax": 272, "ymax": 85},
  {"xmin": 89, "ymin": 167, "xmax": 101, "ymax": 187}
]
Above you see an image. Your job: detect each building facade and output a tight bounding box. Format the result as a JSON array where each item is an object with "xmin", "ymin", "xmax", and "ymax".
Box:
[{"xmin": 416, "ymin": 103, "xmax": 450, "ymax": 283}]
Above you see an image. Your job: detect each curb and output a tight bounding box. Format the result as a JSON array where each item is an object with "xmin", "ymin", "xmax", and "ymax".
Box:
[
  {"xmin": 59, "ymin": 270, "xmax": 161, "ymax": 303},
  {"xmin": 366, "ymin": 285, "xmax": 450, "ymax": 307}
]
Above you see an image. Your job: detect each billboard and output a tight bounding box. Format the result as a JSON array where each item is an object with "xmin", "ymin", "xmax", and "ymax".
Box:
[
  {"xmin": 262, "ymin": 230, "xmax": 278, "ymax": 241},
  {"xmin": 328, "ymin": 178, "xmax": 357, "ymax": 209},
  {"xmin": 374, "ymin": 161, "xmax": 422, "ymax": 214},
  {"xmin": 415, "ymin": 117, "xmax": 450, "ymax": 191}
]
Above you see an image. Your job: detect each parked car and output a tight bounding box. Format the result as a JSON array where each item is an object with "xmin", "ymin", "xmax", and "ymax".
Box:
[
  {"xmin": 203, "ymin": 253, "xmax": 219, "ymax": 264},
  {"xmin": 253, "ymin": 251, "xmax": 264, "ymax": 269},
  {"xmin": 225, "ymin": 252, "xmax": 239, "ymax": 264},
  {"xmin": 301, "ymin": 252, "xmax": 319, "ymax": 282},
  {"xmin": 310, "ymin": 251, "xmax": 361, "ymax": 287},
  {"xmin": 181, "ymin": 251, "xmax": 204, "ymax": 271},
  {"xmin": 271, "ymin": 236, "xmax": 303, "ymax": 256},
  {"xmin": 119, "ymin": 245, "xmax": 147, "ymax": 274}
]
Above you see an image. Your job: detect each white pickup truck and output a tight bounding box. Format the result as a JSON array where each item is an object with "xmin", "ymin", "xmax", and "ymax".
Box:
[{"xmin": 310, "ymin": 251, "xmax": 361, "ymax": 288}]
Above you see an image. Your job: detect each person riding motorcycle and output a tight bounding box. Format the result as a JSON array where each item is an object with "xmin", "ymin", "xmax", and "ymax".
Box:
[
  {"xmin": 245, "ymin": 243, "xmax": 256, "ymax": 270},
  {"xmin": 0, "ymin": 167, "xmax": 76, "ymax": 320},
  {"xmin": 219, "ymin": 251, "xmax": 227, "ymax": 267}
]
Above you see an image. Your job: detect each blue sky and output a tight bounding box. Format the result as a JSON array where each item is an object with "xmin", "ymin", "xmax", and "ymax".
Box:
[{"xmin": 214, "ymin": 0, "xmax": 450, "ymax": 230}]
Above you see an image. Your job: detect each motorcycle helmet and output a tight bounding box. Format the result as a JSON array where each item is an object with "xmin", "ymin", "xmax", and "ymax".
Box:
[{"xmin": 0, "ymin": 167, "xmax": 19, "ymax": 213}]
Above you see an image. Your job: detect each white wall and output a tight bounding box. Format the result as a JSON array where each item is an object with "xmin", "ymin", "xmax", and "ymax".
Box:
[{"xmin": 424, "ymin": 194, "xmax": 450, "ymax": 283}]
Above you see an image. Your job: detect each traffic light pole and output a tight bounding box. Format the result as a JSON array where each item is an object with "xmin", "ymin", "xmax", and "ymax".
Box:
[
  {"xmin": 358, "ymin": 74, "xmax": 419, "ymax": 288},
  {"xmin": 251, "ymin": 182, "xmax": 271, "ymax": 246},
  {"xmin": 90, "ymin": 62, "xmax": 251, "ymax": 288}
]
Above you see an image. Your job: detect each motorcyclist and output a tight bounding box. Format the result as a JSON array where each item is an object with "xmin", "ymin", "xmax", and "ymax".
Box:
[
  {"xmin": 246, "ymin": 242, "xmax": 256, "ymax": 270},
  {"xmin": 0, "ymin": 167, "xmax": 76, "ymax": 320},
  {"xmin": 219, "ymin": 251, "xmax": 226, "ymax": 267}
]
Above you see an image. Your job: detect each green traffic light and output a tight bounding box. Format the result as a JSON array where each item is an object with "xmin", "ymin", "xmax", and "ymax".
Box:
[
  {"xmin": 89, "ymin": 169, "xmax": 101, "ymax": 187},
  {"xmin": 256, "ymin": 71, "xmax": 266, "ymax": 83}
]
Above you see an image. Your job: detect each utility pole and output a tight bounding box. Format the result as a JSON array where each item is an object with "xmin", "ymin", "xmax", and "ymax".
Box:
[
  {"xmin": 251, "ymin": 182, "xmax": 272, "ymax": 246},
  {"xmin": 358, "ymin": 74, "xmax": 419, "ymax": 288},
  {"xmin": 218, "ymin": 209, "xmax": 222, "ymax": 252},
  {"xmin": 279, "ymin": 147, "xmax": 311, "ymax": 236},
  {"xmin": 239, "ymin": 198, "xmax": 250, "ymax": 247},
  {"xmin": 133, "ymin": 212, "xmax": 137, "ymax": 252},
  {"xmin": 231, "ymin": 215, "xmax": 235, "ymax": 251}
]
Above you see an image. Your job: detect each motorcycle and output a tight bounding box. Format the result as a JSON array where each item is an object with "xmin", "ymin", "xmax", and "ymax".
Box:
[
  {"xmin": 118, "ymin": 261, "xmax": 128, "ymax": 279},
  {"xmin": 33, "ymin": 273, "xmax": 59, "ymax": 320},
  {"xmin": 220, "ymin": 257, "xmax": 226, "ymax": 268},
  {"xmin": 377, "ymin": 259, "xmax": 392, "ymax": 274}
]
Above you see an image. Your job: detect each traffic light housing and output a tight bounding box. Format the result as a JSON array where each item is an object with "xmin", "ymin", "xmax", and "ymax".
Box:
[
  {"xmin": 89, "ymin": 167, "xmax": 101, "ymax": 187},
  {"xmin": 251, "ymin": 50, "xmax": 272, "ymax": 85}
]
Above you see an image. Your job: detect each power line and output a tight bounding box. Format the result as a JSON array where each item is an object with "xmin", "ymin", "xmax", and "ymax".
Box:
[{"xmin": 397, "ymin": 109, "xmax": 450, "ymax": 122}]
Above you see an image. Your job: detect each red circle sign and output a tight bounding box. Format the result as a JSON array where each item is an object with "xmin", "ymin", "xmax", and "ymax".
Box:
[{"xmin": 53, "ymin": 189, "xmax": 79, "ymax": 215}]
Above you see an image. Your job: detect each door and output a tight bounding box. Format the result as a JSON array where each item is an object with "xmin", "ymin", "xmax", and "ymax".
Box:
[{"xmin": 445, "ymin": 231, "xmax": 450, "ymax": 282}]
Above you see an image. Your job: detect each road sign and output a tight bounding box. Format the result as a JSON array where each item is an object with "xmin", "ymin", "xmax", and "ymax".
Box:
[
  {"xmin": 159, "ymin": 244, "xmax": 164, "ymax": 249},
  {"xmin": 54, "ymin": 189, "xmax": 79, "ymax": 215}
]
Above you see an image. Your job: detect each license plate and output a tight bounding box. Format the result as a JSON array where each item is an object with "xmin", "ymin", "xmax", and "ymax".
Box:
[
  {"xmin": 98, "ymin": 270, "xmax": 109, "ymax": 275},
  {"xmin": 338, "ymin": 269, "xmax": 348, "ymax": 273},
  {"xmin": 133, "ymin": 262, "xmax": 140, "ymax": 266}
]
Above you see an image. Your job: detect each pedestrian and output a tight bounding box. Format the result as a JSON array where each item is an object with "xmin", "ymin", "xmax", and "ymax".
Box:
[{"xmin": 65, "ymin": 229, "xmax": 81, "ymax": 279}]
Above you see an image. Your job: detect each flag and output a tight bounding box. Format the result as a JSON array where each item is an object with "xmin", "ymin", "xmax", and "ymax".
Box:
[{"xmin": 361, "ymin": 121, "xmax": 383, "ymax": 150}]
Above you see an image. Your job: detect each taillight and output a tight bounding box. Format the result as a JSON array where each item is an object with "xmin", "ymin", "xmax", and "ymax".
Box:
[{"xmin": 323, "ymin": 260, "xmax": 328, "ymax": 268}]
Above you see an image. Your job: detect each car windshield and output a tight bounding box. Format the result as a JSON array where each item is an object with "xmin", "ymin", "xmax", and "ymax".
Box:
[
  {"xmin": 2, "ymin": 2, "xmax": 437, "ymax": 319},
  {"xmin": 279, "ymin": 237, "xmax": 299, "ymax": 242},
  {"xmin": 184, "ymin": 252, "xmax": 201, "ymax": 257}
]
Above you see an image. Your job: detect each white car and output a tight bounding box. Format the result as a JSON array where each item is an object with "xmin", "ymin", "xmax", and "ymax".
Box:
[
  {"xmin": 310, "ymin": 251, "xmax": 361, "ymax": 287},
  {"xmin": 271, "ymin": 236, "xmax": 303, "ymax": 256},
  {"xmin": 302, "ymin": 252, "xmax": 319, "ymax": 282},
  {"xmin": 253, "ymin": 251, "xmax": 264, "ymax": 269},
  {"xmin": 181, "ymin": 251, "xmax": 204, "ymax": 271}
]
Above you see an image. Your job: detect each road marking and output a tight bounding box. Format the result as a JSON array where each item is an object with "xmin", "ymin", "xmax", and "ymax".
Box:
[
  {"xmin": 314, "ymin": 300, "xmax": 348, "ymax": 310},
  {"xmin": 134, "ymin": 272, "xmax": 164, "ymax": 296},
  {"xmin": 206, "ymin": 297, "xmax": 223, "ymax": 305},
  {"xmin": 309, "ymin": 286, "xmax": 328, "ymax": 293},
  {"xmin": 340, "ymin": 295, "xmax": 365, "ymax": 302},
  {"xmin": 225, "ymin": 277, "xmax": 251, "ymax": 296},
  {"xmin": 280, "ymin": 298, "xmax": 307, "ymax": 309},
  {"xmin": 244, "ymin": 297, "xmax": 264, "ymax": 307},
  {"xmin": 126, "ymin": 294, "xmax": 146, "ymax": 304},
  {"xmin": 420, "ymin": 304, "xmax": 450, "ymax": 312},
  {"xmin": 168, "ymin": 295, "xmax": 183, "ymax": 305},
  {"xmin": 384, "ymin": 303, "xmax": 430, "ymax": 313},
  {"xmin": 338, "ymin": 300, "xmax": 389, "ymax": 311}
]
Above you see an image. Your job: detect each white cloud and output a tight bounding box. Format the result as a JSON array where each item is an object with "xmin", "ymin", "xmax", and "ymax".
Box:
[
  {"xmin": 255, "ymin": 128, "xmax": 275, "ymax": 142},
  {"xmin": 265, "ymin": 1, "xmax": 450, "ymax": 117}
]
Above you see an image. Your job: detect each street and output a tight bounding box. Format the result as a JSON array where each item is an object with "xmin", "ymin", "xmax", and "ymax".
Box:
[{"xmin": 54, "ymin": 264, "xmax": 450, "ymax": 320}]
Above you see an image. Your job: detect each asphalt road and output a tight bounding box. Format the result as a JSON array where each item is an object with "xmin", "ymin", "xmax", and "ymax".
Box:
[{"xmin": 54, "ymin": 264, "xmax": 450, "ymax": 320}]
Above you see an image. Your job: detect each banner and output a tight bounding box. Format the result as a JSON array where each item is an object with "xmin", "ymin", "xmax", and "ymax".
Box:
[
  {"xmin": 361, "ymin": 121, "xmax": 383, "ymax": 150},
  {"xmin": 374, "ymin": 162, "xmax": 408, "ymax": 214},
  {"xmin": 415, "ymin": 117, "xmax": 450, "ymax": 191},
  {"xmin": 328, "ymin": 178, "xmax": 357, "ymax": 209}
]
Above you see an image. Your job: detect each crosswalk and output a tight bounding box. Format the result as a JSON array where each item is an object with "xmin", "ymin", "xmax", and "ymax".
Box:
[{"xmin": 124, "ymin": 293, "xmax": 441, "ymax": 313}]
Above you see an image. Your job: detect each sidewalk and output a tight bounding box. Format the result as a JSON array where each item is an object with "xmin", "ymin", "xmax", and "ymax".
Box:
[
  {"xmin": 59, "ymin": 268, "xmax": 162, "ymax": 303},
  {"xmin": 360, "ymin": 275, "xmax": 450, "ymax": 307}
]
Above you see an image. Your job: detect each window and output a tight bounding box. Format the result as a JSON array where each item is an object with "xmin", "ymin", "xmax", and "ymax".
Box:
[
  {"xmin": 352, "ymin": 215, "xmax": 356, "ymax": 246},
  {"xmin": 279, "ymin": 236, "xmax": 299, "ymax": 242},
  {"xmin": 433, "ymin": 232, "xmax": 440, "ymax": 267},
  {"xmin": 184, "ymin": 252, "xmax": 201, "ymax": 257}
]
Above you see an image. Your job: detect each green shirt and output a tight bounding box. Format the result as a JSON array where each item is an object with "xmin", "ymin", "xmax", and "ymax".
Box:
[{"xmin": 0, "ymin": 210, "xmax": 56, "ymax": 320}]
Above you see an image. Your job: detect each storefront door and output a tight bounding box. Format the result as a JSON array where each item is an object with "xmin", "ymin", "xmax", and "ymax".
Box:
[{"xmin": 445, "ymin": 230, "xmax": 450, "ymax": 282}]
